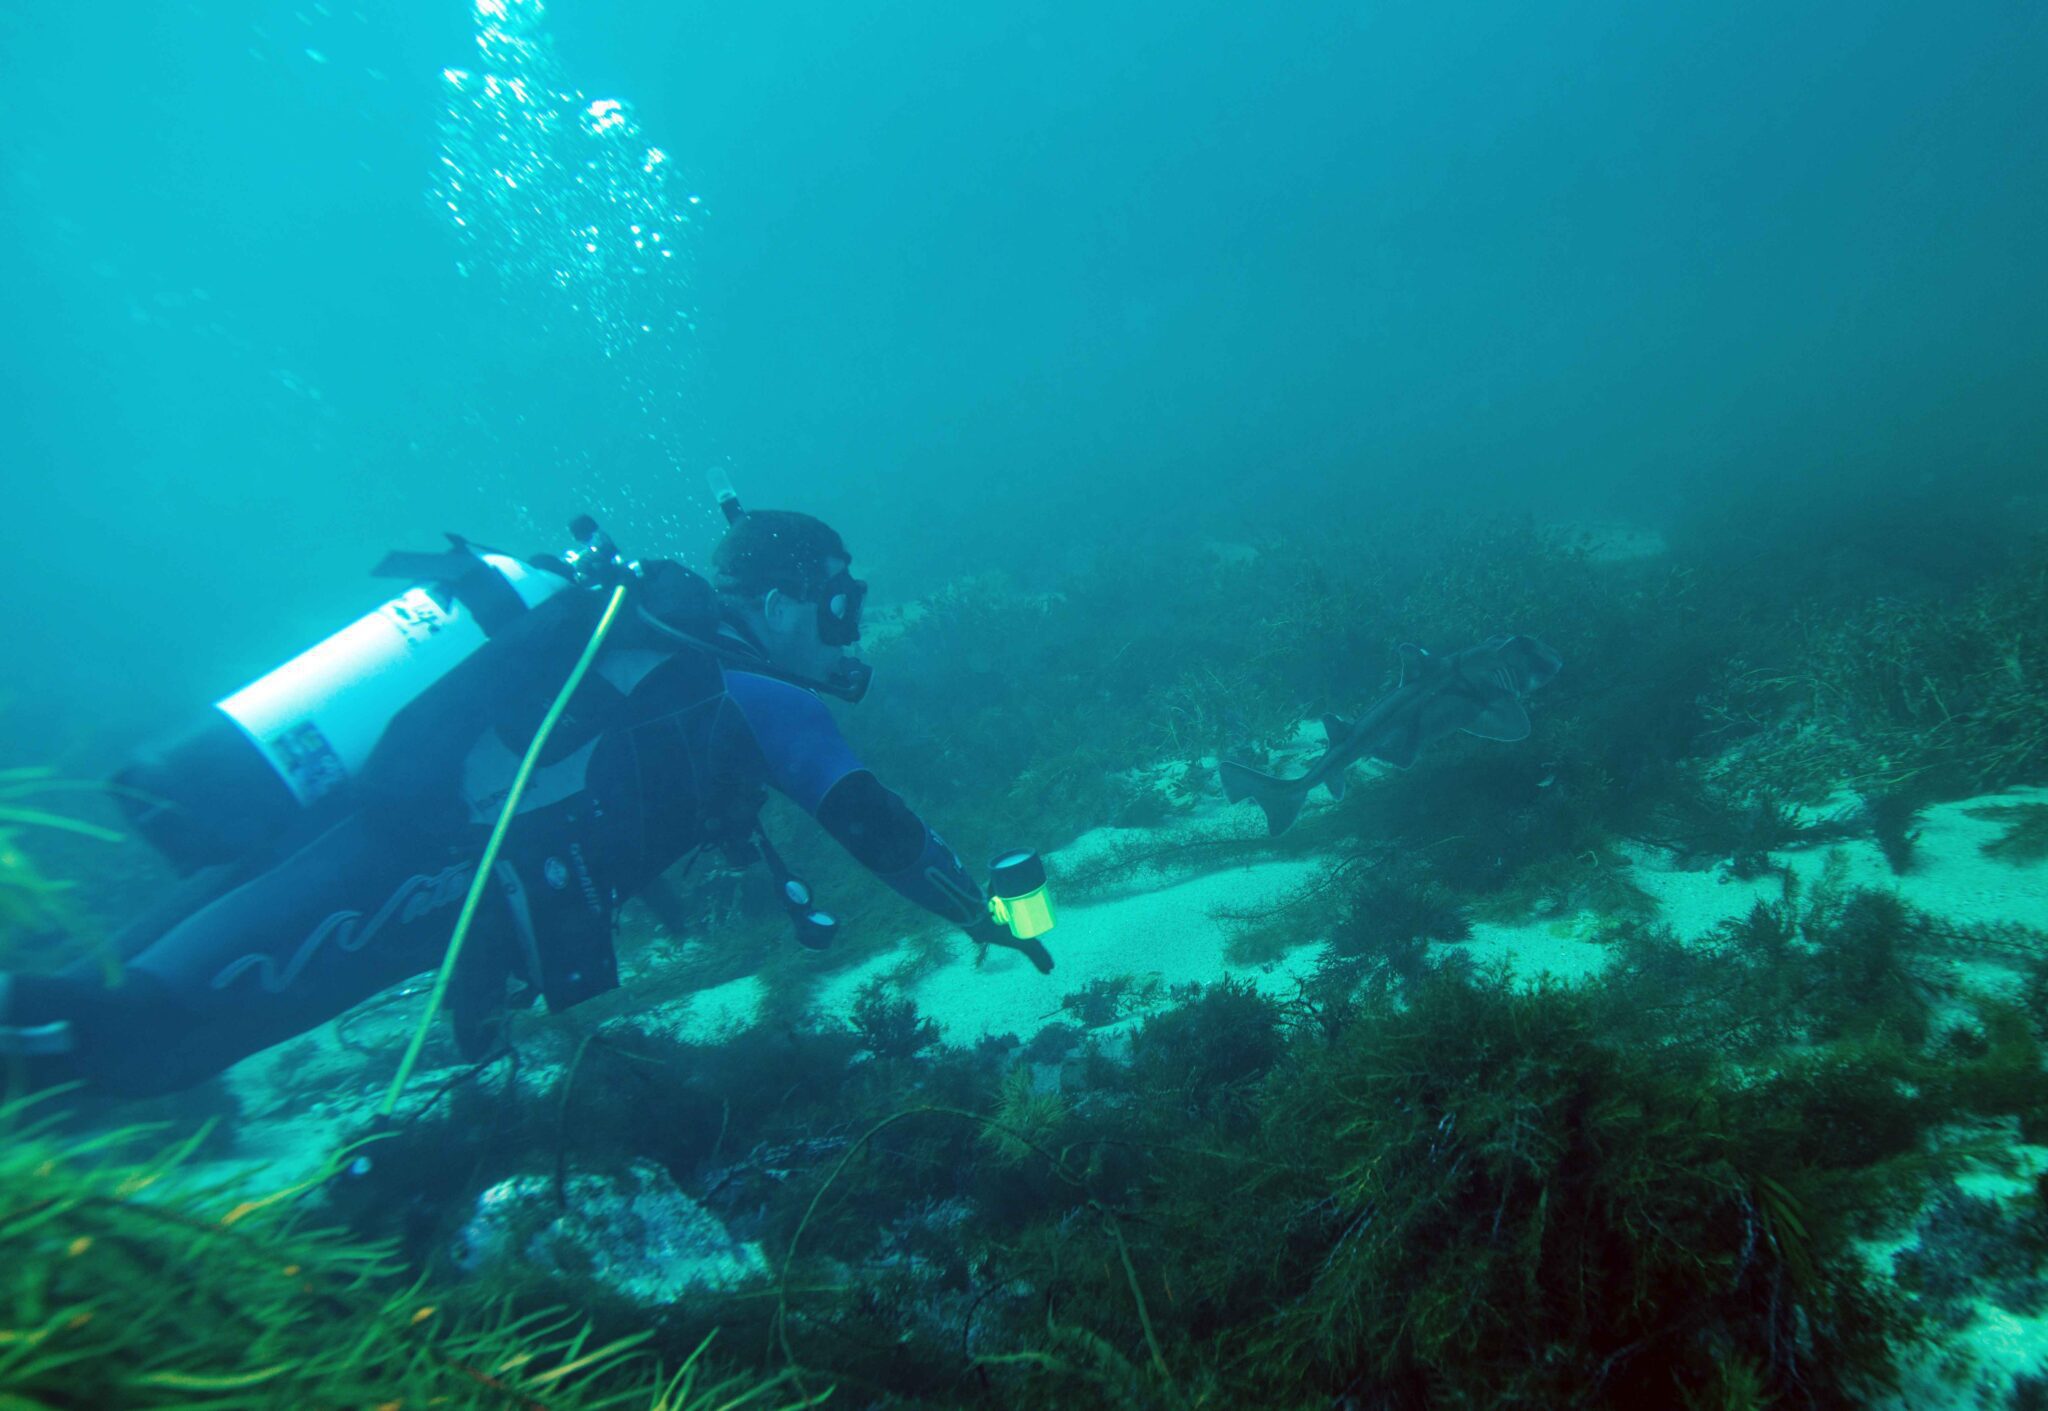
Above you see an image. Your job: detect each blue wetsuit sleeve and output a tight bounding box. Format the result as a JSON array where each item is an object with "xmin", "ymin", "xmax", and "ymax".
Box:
[
  {"xmin": 721, "ymin": 671, "xmax": 864, "ymax": 814},
  {"xmin": 722, "ymin": 671, "xmax": 990, "ymax": 928}
]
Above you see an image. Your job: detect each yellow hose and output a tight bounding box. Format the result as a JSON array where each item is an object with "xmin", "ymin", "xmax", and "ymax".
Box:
[{"xmin": 377, "ymin": 583, "xmax": 630, "ymax": 1119}]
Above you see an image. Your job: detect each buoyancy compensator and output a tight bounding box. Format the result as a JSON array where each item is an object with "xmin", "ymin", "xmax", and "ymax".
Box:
[
  {"xmin": 113, "ymin": 529, "xmax": 611, "ymax": 874},
  {"xmin": 115, "ymin": 506, "xmax": 866, "ymax": 878}
]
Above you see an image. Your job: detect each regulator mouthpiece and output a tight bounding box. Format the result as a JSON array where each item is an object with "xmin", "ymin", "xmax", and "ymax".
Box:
[
  {"xmin": 987, "ymin": 850, "xmax": 1055, "ymax": 940},
  {"xmin": 823, "ymin": 657, "xmax": 874, "ymax": 704}
]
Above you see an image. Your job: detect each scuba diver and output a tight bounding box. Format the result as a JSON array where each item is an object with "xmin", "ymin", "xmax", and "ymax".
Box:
[{"xmin": 0, "ymin": 491, "xmax": 1055, "ymax": 1098}]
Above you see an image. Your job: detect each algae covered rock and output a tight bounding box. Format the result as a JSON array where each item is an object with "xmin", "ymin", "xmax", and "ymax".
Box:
[
  {"xmin": 0, "ymin": 1100, "xmax": 807, "ymax": 1409},
  {"xmin": 453, "ymin": 1158, "xmax": 766, "ymax": 1304}
]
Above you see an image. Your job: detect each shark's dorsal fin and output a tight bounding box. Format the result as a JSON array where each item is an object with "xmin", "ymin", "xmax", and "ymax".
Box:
[
  {"xmin": 1396, "ymin": 643, "xmax": 1428, "ymax": 687},
  {"xmin": 1322, "ymin": 714, "xmax": 1352, "ymax": 746}
]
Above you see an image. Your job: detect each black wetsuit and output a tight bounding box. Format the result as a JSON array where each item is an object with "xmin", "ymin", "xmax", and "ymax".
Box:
[{"xmin": 5, "ymin": 614, "xmax": 991, "ymax": 1097}]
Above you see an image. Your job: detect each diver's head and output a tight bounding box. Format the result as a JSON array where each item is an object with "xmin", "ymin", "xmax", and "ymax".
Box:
[{"xmin": 713, "ymin": 509, "xmax": 869, "ymax": 699}]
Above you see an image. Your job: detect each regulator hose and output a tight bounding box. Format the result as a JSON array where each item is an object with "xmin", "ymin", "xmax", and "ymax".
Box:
[{"xmin": 377, "ymin": 582, "xmax": 631, "ymax": 1119}]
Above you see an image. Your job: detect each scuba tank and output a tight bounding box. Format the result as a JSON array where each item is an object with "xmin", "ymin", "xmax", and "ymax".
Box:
[{"xmin": 114, "ymin": 535, "xmax": 582, "ymax": 875}]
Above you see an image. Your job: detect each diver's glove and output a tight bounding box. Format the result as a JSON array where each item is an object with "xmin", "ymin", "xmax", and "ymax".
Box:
[{"xmin": 967, "ymin": 913, "xmax": 1054, "ymax": 975}]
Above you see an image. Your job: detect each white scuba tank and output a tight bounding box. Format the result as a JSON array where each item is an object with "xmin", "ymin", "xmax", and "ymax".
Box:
[
  {"xmin": 219, "ymin": 553, "xmax": 566, "ymax": 809},
  {"xmin": 116, "ymin": 546, "xmax": 577, "ymax": 873}
]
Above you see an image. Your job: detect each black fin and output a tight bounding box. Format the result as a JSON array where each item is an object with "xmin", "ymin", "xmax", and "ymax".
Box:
[
  {"xmin": 1370, "ymin": 720, "xmax": 1424, "ymax": 770},
  {"xmin": 1218, "ymin": 759, "xmax": 1311, "ymax": 836},
  {"xmin": 1463, "ymin": 697, "xmax": 1533, "ymax": 742}
]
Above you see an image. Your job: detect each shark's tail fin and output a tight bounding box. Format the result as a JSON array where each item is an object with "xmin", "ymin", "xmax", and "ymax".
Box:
[{"xmin": 1218, "ymin": 759, "xmax": 1311, "ymax": 836}]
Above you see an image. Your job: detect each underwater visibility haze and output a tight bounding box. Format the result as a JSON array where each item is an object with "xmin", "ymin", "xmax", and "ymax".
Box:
[{"xmin": 4, "ymin": 0, "xmax": 2048, "ymax": 1406}]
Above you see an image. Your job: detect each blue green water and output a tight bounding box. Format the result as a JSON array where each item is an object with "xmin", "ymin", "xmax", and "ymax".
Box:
[
  {"xmin": 8, "ymin": 6, "xmax": 2048, "ymax": 1402},
  {"xmin": 2, "ymin": 0, "xmax": 2044, "ymax": 745}
]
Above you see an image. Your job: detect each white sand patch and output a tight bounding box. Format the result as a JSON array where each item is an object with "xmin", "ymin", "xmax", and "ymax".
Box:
[
  {"xmin": 817, "ymin": 854, "xmax": 1330, "ymax": 1045},
  {"xmin": 608, "ymin": 972, "xmax": 767, "ymax": 1045},
  {"xmin": 751, "ymin": 783, "xmax": 2045, "ymax": 1052},
  {"xmin": 1606, "ymin": 787, "xmax": 2048, "ymax": 950},
  {"xmin": 1898, "ymin": 787, "xmax": 2048, "ymax": 929},
  {"xmin": 1883, "ymin": 1304, "xmax": 2048, "ymax": 1410},
  {"xmin": 1459, "ymin": 918, "xmax": 1609, "ymax": 982}
]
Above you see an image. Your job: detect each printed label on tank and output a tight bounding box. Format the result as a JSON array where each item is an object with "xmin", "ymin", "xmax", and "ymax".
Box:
[
  {"xmin": 268, "ymin": 720, "xmax": 348, "ymax": 802},
  {"xmin": 384, "ymin": 587, "xmax": 455, "ymax": 646}
]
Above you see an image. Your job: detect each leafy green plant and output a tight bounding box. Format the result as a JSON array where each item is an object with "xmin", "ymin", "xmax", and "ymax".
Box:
[
  {"xmin": 1861, "ymin": 786, "xmax": 1927, "ymax": 874},
  {"xmin": 849, "ymin": 978, "xmax": 940, "ymax": 1060},
  {"xmin": 1803, "ymin": 885, "xmax": 1940, "ymax": 1044},
  {"xmin": 1595, "ymin": 860, "xmax": 1959, "ymax": 1058},
  {"xmin": 1302, "ymin": 856, "xmax": 1474, "ymax": 993},
  {"xmin": 1969, "ymin": 802, "xmax": 2048, "ymax": 865},
  {"xmin": 0, "ymin": 766, "xmax": 129, "ymax": 979},
  {"xmin": 1201, "ymin": 972, "xmax": 1906, "ymax": 1406},
  {"xmin": 1127, "ymin": 976, "xmax": 1283, "ymax": 1129},
  {"xmin": 1640, "ymin": 783, "xmax": 1841, "ymax": 879},
  {"xmin": 981, "ymin": 1067, "xmax": 1068, "ymax": 1167},
  {"xmin": 1705, "ymin": 545, "xmax": 2048, "ymax": 798},
  {"xmin": 1058, "ymin": 974, "xmax": 1161, "ymax": 1029},
  {"xmin": 317, "ymin": 882, "xmax": 2048, "ymax": 1411},
  {"xmin": 941, "ymin": 965, "xmax": 1936, "ymax": 1411},
  {"xmin": 0, "ymin": 1095, "xmax": 815, "ymax": 1410},
  {"xmin": 0, "ymin": 765, "xmax": 127, "ymax": 843}
]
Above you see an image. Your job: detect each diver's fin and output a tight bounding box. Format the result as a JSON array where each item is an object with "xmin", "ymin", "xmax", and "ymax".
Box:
[
  {"xmin": 1322, "ymin": 714, "xmax": 1352, "ymax": 746},
  {"xmin": 1218, "ymin": 759, "xmax": 1311, "ymax": 836}
]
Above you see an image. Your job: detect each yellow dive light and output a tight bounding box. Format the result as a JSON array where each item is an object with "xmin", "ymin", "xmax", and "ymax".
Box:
[{"xmin": 987, "ymin": 850, "xmax": 1056, "ymax": 940}]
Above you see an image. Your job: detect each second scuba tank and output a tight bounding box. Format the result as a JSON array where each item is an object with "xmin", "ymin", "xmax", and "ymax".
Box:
[{"xmin": 115, "ymin": 540, "xmax": 573, "ymax": 874}]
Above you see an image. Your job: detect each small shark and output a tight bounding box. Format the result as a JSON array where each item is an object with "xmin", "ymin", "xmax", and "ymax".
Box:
[{"xmin": 1219, "ymin": 634, "xmax": 1564, "ymax": 836}]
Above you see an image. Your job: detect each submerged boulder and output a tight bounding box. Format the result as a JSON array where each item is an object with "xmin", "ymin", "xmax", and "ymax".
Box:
[{"xmin": 453, "ymin": 1159, "xmax": 766, "ymax": 1305}]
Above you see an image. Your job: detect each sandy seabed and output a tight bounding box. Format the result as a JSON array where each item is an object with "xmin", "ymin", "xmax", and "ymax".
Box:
[{"xmin": 212, "ymin": 780, "xmax": 2048, "ymax": 1405}]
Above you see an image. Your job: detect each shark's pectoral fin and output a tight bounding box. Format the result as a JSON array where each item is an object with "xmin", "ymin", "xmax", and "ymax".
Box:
[
  {"xmin": 1368, "ymin": 721, "xmax": 1424, "ymax": 770},
  {"xmin": 1462, "ymin": 697, "xmax": 1533, "ymax": 742},
  {"xmin": 1322, "ymin": 714, "xmax": 1353, "ymax": 747},
  {"xmin": 1325, "ymin": 768, "xmax": 1347, "ymax": 802},
  {"xmin": 1217, "ymin": 759, "xmax": 1255, "ymax": 804}
]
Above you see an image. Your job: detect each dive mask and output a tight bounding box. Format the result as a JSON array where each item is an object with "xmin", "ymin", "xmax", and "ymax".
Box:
[
  {"xmin": 816, "ymin": 569, "xmax": 866, "ymax": 647},
  {"xmin": 800, "ymin": 567, "xmax": 867, "ymax": 701}
]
